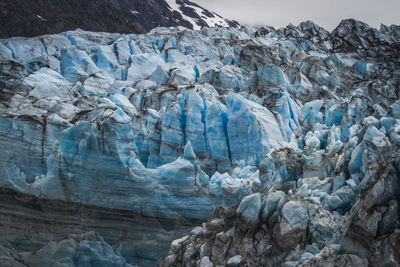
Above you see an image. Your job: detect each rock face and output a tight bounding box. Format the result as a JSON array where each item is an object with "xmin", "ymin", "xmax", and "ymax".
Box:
[
  {"xmin": 0, "ymin": 19, "xmax": 400, "ymax": 266},
  {"xmin": 0, "ymin": 0, "xmax": 239, "ymax": 38},
  {"xmin": 0, "ymin": 188, "xmax": 197, "ymax": 266}
]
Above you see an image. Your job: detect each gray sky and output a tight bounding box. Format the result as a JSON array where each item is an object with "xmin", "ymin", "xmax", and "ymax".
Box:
[{"xmin": 192, "ymin": 0, "xmax": 400, "ymax": 31}]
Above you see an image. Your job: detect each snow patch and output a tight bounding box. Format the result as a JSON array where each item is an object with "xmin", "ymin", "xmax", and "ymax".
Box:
[
  {"xmin": 130, "ymin": 10, "xmax": 140, "ymax": 16},
  {"xmin": 36, "ymin": 15, "xmax": 47, "ymax": 22},
  {"xmin": 166, "ymin": 0, "xmax": 201, "ymax": 30}
]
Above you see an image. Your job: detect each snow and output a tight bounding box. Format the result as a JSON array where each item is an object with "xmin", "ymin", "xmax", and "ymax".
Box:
[
  {"xmin": 165, "ymin": 0, "xmax": 201, "ymax": 30},
  {"xmin": 36, "ymin": 14, "xmax": 47, "ymax": 21},
  {"xmin": 130, "ymin": 10, "xmax": 140, "ymax": 16},
  {"xmin": 165, "ymin": 0, "xmax": 230, "ymax": 30},
  {"xmin": 189, "ymin": 5, "xmax": 229, "ymax": 28}
]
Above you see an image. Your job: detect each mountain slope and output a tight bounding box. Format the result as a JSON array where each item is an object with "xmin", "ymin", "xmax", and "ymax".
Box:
[{"xmin": 0, "ymin": 0, "xmax": 238, "ymax": 38}]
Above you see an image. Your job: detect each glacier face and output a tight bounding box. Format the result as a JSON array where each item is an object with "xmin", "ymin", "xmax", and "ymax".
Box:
[{"xmin": 0, "ymin": 19, "xmax": 400, "ymax": 266}]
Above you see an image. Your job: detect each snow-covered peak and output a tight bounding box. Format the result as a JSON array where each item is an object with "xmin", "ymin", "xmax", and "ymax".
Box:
[{"xmin": 165, "ymin": 0, "xmax": 237, "ymax": 30}]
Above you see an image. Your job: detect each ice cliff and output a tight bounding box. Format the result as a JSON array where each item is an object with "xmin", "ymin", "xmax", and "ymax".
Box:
[{"xmin": 0, "ymin": 19, "xmax": 400, "ymax": 266}]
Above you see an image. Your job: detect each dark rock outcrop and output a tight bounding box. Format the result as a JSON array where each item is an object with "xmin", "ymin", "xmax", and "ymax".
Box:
[{"xmin": 0, "ymin": 0, "xmax": 238, "ymax": 38}]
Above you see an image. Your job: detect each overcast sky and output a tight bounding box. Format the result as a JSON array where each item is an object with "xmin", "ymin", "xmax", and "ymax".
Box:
[{"xmin": 192, "ymin": 0, "xmax": 400, "ymax": 31}]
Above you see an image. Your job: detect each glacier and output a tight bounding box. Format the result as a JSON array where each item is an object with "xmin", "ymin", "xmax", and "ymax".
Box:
[{"xmin": 0, "ymin": 19, "xmax": 399, "ymax": 266}]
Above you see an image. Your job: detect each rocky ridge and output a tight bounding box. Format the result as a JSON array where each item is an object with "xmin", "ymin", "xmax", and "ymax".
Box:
[{"xmin": 0, "ymin": 0, "xmax": 238, "ymax": 38}]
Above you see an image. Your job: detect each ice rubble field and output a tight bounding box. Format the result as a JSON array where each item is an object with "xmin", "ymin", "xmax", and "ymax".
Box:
[{"xmin": 0, "ymin": 20, "xmax": 400, "ymax": 266}]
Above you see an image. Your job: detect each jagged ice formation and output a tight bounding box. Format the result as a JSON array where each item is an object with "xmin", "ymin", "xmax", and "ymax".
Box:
[{"xmin": 0, "ymin": 19, "xmax": 400, "ymax": 266}]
